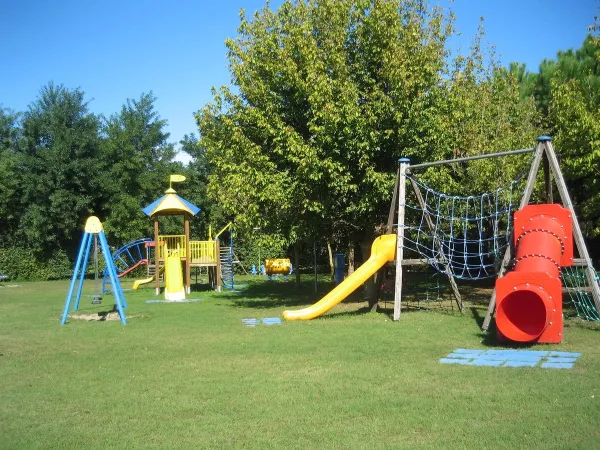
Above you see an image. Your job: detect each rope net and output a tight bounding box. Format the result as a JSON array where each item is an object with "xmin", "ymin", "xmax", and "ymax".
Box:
[
  {"xmin": 396, "ymin": 149, "xmax": 600, "ymax": 322},
  {"xmin": 401, "ymin": 171, "xmax": 528, "ymax": 280},
  {"xmin": 561, "ymin": 266, "xmax": 600, "ymax": 322}
]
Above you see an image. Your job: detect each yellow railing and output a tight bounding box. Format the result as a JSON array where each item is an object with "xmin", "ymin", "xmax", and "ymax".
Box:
[
  {"xmin": 158, "ymin": 235, "xmax": 186, "ymax": 258},
  {"xmin": 156, "ymin": 236, "xmax": 218, "ymax": 264},
  {"xmin": 189, "ymin": 240, "xmax": 218, "ymax": 264}
]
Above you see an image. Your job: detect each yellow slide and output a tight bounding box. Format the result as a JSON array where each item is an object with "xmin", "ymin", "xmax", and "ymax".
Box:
[
  {"xmin": 132, "ymin": 267, "xmax": 164, "ymax": 290},
  {"xmin": 282, "ymin": 234, "xmax": 397, "ymax": 321},
  {"xmin": 164, "ymin": 255, "xmax": 186, "ymax": 301}
]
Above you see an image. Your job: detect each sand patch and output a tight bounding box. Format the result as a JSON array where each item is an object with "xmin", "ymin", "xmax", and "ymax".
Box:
[{"xmin": 69, "ymin": 312, "xmax": 141, "ymax": 321}]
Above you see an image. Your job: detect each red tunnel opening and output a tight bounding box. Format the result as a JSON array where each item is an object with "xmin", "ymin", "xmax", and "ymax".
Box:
[
  {"xmin": 495, "ymin": 204, "xmax": 572, "ymax": 343},
  {"xmin": 496, "ymin": 290, "xmax": 550, "ymax": 342}
]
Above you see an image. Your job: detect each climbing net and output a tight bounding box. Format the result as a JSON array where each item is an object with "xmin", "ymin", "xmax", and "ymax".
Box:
[
  {"xmin": 395, "ymin": 145, "xmax": 600, "ymax": 322},
  {"xmin": 561, "ymin": 266, "xmax": 600, "ymax": 322},
  {"xmin": 401, "ymin": 172, "xmax": 528, "ymax": 280}
]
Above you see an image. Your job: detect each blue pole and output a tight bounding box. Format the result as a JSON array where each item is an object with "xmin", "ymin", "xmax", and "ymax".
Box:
[
  {"xmin": 74, "ymin": 233, "xmax": 93, "ymax": 311},
  {"xmin": 334, "ymin": 253, "xmax": 345, "ymax": 285},
  {"xmin": 61, "ymin": 232, "xmax": 91, "ymax": 325},
  {"xmin": 99, "ymin": 232, "xmax": 123, "ymax": 305},
  {"xmin": 100, "ymin": 232, "xmax": 127, "ymax": 323}
]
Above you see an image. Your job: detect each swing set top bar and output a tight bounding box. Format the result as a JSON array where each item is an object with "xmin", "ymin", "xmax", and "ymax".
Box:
[{"xmin": 406, "ymin": 147, "xmax": 536, "ymax": 171}]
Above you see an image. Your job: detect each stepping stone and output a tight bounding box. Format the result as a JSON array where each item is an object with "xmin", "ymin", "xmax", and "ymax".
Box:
[
  {"xmin": 241, "ymin": 318, "xmax": 259, "ymax": 327},
  {"xmin": 262, "ymin": 317, "xmax": 282, "ymax": 325}
]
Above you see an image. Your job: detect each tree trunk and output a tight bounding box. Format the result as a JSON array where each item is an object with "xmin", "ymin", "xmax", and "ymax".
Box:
[
  {"xmin": 327, "ymin": 241, "xmax": 334, "ymax": 282},
  {"xmin": 294, "ymin": 242, "xmax": 301, "ymax": 286},
  {"xmin": 347, "ymin": 242, "xmax": 355, "ymax": 275},
  {"xmin": 360, "ymin": 233, "xmax": 378, "ymax": 312}
]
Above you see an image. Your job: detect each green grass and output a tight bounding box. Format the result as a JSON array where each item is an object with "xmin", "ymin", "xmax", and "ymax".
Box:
[{"xmin": 1, "ymin": 276, "xmax": 600, "ymax": 449}]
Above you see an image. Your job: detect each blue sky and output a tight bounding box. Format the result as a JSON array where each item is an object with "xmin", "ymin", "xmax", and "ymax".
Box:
[{"xmin": 1, "ymin": 0, "xmax": 597, "ymax": 164}]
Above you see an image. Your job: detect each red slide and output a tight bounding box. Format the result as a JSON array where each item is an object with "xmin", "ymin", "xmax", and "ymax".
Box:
[
  {"xmin": 117, "ymin": 259, "xmax": 148, "ymax": 277},
  {"xmin": 495, "ymin": 204, "xmax": 573, "ymax": 343}
]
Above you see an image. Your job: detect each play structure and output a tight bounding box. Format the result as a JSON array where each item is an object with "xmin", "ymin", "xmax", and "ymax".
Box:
[
  {"xmin": 282, "ymin": 137, "xmax": 600, "ymax": 342},
  {"xmin": 393, "ymin": 136, "xmax": 600, "ymax": 343},
  {"xmin": 109, "ymin": 238, "xmax": 151, "ymax": 276},
  {"xmin": 131, "ymin": 176, "xmax": 236, "ymax": 300},
  {"xmin": 61, "ymin": 217, "xmax": 127, "ymax": 325}
]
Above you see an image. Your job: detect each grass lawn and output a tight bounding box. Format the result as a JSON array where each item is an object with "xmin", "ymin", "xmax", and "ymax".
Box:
[{"xmin": 1, "ymin": 275, "xmax": 599, "ymax": 449}]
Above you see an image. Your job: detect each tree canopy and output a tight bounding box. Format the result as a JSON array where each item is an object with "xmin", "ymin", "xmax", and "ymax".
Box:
[
  {"xmin": 0, "ymin": 84, "xmax": 183, "ymax": 274},
  {"xmin": 1, "ymin": 1, "xmax": 599, "ymax": 279},
  {"xmin": 196, "ymin": 0, "xmax": 539, "ymax": 254}
]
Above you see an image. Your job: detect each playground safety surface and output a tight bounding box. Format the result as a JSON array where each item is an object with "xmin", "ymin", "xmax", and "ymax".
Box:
[
  {"xmin": 441, "ymin": 348, "xmax": 581, "ymax": 369},
  {"xmin": 242, "ymin": 317, "xmax": 282, "ymax": 327}
]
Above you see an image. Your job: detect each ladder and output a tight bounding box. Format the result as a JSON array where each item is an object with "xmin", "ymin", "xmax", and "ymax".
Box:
[{"xmin": 220, "ymin": 245, "xmax": 235, "ymax": 290}]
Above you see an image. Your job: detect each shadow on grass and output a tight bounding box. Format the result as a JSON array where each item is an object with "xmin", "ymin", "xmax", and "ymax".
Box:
[
  {"xmin": 222, "ymin": 279, "xmax": 346, "ymax": 309},
  {"xmin": 220, "ymin": 277, "xmax": 472, "ymax": 322},
  {"xmin": 212, "ymin": 275, "xmax": 600, "ymax": 334},
  {"xmin": 189, "ymin": 282, "xmax": 217, "ymax": 292}
]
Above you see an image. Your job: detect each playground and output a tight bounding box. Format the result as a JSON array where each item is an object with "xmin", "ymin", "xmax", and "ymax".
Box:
[
  {"xmin": 1, "ymin": 276, "xmax": 599, "ymax": 448},
  {"xmin": 2, "ymin": 140, "xmax": 600, "ymax": 448}
]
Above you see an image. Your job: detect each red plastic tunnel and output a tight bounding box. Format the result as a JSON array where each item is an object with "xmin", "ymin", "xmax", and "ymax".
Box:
[{"xmin": 495, "ymin": 204, "xmax": 573, "ymax": 343}]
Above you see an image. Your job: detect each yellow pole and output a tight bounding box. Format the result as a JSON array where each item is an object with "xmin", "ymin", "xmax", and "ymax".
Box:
[{"xmin": 214, "ymin": 221, "xmax": 232, "ymax": 240}]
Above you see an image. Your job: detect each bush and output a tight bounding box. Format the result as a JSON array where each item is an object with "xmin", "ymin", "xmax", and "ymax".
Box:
[{"xmin": 0, "ymin": 247, "xmax": 73, "ymax": 281}]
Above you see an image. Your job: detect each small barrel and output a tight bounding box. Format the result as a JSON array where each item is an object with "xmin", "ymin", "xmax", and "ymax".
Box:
[{"xmin": 265, "ymin": 258, "xmax": 291, "ymax": 275}]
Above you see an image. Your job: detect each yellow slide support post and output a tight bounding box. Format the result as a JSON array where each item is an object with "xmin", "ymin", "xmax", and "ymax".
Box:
[
  {"xmin": 164, "ymin": 255, "xmax": 186, "ymax": 301},
  {"xmin": 283, "ymin": 234, "xmax": 397, "ymax": 320}
]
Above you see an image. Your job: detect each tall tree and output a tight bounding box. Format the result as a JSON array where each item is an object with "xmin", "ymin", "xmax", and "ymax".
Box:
[
  {"xmin": 428, "ymin": 27, "xmax": 540, "ymax": 196},
  {"xmin": 548, "ymin": 68, "xmax": 600, "ymax": 239},
  {"xmin": 529, "ymin": 35, "xmax": 600, "ymax": 120},
  {"xmin": 99, "ymin": 92, "xmax": 177, "ymax": 244},
  {"xmin": 0, "ymin": 107, "xmax": 23, "ymax": 246},
  {"xmin": 517, "ymin": 34, "xmax": 600, "ymax": 246},
  {"xmin": 175, "ymin": 133, "xmax": 231, "ymax": 239},
  {"xmin": 18, "ymin": 83, "xmax": 103, "ymax": 257},
  {"xmin": 197, "ymin": 0, "xmax": 456, "ymax": 256},
  {"xmin": 197, "ymin": 1, "xmax": 539, "ymax": 258}
]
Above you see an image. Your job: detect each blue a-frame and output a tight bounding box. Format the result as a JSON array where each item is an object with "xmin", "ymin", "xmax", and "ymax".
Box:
[{"xmin": 61, "ymin": 216, "xmax": 128, "ymax": 325}]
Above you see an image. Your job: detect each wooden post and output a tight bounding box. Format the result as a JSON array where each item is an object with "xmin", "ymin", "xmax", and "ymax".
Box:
[
  {"xmin": 294, "ymin": 242, "xmax": 302, "ymax": 286},
  {"xmin": 154, "ymin": 216, "xmax": 160, "ymax": 295},
  {"xmin": 374, "ymin": 164, "xmax": 401, "ymax": 310},
  {"xmin": 394, "ymin": 158, "xmax": 409, "ymax": 320},
  {"xmin": 387, "ymin": 164, "xmax": 401, "ymax": 233},
  {"xmin": 314, "ymin": 239, "xmax": 318, "ymax": 293},
  {"xmin": 482, "ymin": 140, "xmax": 545, "ymax": 330},
  {"xmin": 543, "ymin": 152, "xmax": 553, "ymax": 203},
  {"xmin": 184, "ymin": 213, "xmax": 191, "ymax": 294}
]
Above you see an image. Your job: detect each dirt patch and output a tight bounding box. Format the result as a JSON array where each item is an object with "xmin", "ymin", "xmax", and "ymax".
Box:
[{"xmin": 70, "ymin": 312, "xmax": 139, "ymax": 321}]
